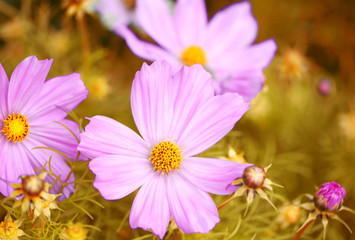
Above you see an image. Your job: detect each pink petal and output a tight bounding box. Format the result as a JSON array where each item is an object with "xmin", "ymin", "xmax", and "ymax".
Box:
[
  {"xmin": 179, "ymin": 93, "xmax": 250, "ymax": 157},
  {"xmin": 0, "ymin": 137, "xmax": 35, "ymax": 196},
  {"xmin": 29, "ymin": 119, "xmax": 81, "ymax": 162},
  {"xmin": 129, "ymin": 174, "xmax": 170, "ymax": 239},
  {"xmin": 167, "ymin": 173, "xmax": 220, "ymax": 234},
  {"xmin": 136, "ymin": 0, "xmax": 180, "ymax": 54},
  {"xmin": 211, "ymin": 39, "xmax": 277, "ymax": 74},
  {"xmin": 235, "ymin": 39, "xmax": 278, "ymax": 71},
  {"xmin": 174, "ymin": 0, "xmax": 207, "ymax": 47},
  {"xmin": 181, "ymin": 157, "xmax": 251, "ymax": 195},
  {"xmin": 204, "ymin": 1, "xmax": 258, "ymax": 59},
  {"xmin": 0, "ymin": 63, "xmax": 9, "ymax": 120},
  {"xmin": 27, "ymin": 72, "xmax": 88, "ymax": 125},
  {"xmin": 115, "ymin": 26, "xmax": 181, "ymax": 72},
  {"xmin": 78, "ymin": 116, "xmax": 149, "ymax": 159},
  {"xmin": 215, "ymin": 70, "xmax": 265, "ymax": 102},
  {"xmin": 7, "ymin": 56, "xmax": 53, "ymax": 114},
  {"xmin": 22, "ymin": 137, "xmax": 75, "ymax": 199},
  {"xmin": 90, "ymin": 155, "xmax": 153, "ymax": 200},
  {"xmin": 131, "ymin": 62, "xmax": 174, "ymax": 147},
  {"xmin": 168, "ymin": 64, "xmax": 214, "ymax": 140}
]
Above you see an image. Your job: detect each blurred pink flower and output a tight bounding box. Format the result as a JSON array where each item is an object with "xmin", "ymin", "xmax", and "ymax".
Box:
[
  {"xmin": 78, "ymin": 61, "xmax": 251, "ymax": 238},
  {"xmin": 93, "ymin": 0, "xmax": 136, "ymax": 30},
  {"xmin": 115, "ymin": 0, "xmax": 277, "ymax": 102},
  {"xmin": 318, "ymin": 78, "xmax": 332, "ymax": 96},
  {"xmin": 0, "ymin": 56, "xmax": 88, "ymax": 199}
]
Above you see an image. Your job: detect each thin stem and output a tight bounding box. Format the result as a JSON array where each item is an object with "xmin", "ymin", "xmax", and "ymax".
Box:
[
  {"xmin": 218, "ymin": 195, "xmax": 233, "ymax": 211},
  {"xmin": 59, "ymin": 164, "xmax": 76, "ymax": 194},
  {"xmin": 78, "ymin": 15, "xmax": 90, "ymax": 74},
  {"xmin": 293, "ymin": 220, "xmax": 314, "ymax": 240},
  {"xmin": 21, "ymin": 0, "xmax": 31, "ymax": 19},
  {"xmin": 79, "ymin": 166, "xmax": 90, "ymax": 182},
  {"xmin": 0, "ymin": 1, "xmax": 18, "ymax": 17}
]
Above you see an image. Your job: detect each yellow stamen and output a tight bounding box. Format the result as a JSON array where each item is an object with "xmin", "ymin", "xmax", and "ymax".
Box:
[
  {"xmin": 181, "ymin": 45, "xmax": 207, "ymax": 66},
  {"xmin": 149, "ymin": 140, "xmax": 183, "ymax": 175},
  {"xmin": 2, "ymin": 113, "xmax": 29, "ymax": 143}
]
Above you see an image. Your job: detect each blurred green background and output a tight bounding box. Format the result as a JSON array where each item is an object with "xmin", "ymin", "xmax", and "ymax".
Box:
[{"xmin": 0, "ymin": 0, "xmax": 354, "ymax": 239}]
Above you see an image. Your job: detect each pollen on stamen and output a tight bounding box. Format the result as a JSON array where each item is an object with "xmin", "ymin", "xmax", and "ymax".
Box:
[
  {"xmin": 149, "ymin": 140, "xmax": 183, "ymax": 175},
  {"xmin": 2, "ymin": 113, "xmax": 30, "ymax": 143},
  {"xmin": 181, "ymin": 45, "xmax": 207, "ymax": 66}
]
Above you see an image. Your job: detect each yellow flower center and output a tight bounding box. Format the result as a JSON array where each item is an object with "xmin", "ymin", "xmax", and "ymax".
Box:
[
  {"xmin": 181, "ymin": 45, "xmax": 207, "ymax": 66},
  {"xmin": 2, "ymin": 113, "xmax": 29, "ymax": 143},
  {"xmin": 0, "ymin": 221, "xmax": 16, "ymax": 237},
  {"xmin": 149, "ymin": 140, "xmax": 183, "ymax": 175}
]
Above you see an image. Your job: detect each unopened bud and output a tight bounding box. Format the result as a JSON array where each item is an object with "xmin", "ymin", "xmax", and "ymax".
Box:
[
  {"xmin": 22, "ymin": 175, "xmax": 45, "ymax": 197},
  {"xmin": 314, "ymin": 181, "xmax": 346, "ymax": 212},
  {"xmin": 284, "ymin": 205, "xmax": 301, "ymax": 224},
  {"xmin": 242, "ymin": 165, "xmax": 266, "ymax": 189},
  {"xmin": 64, "ymin": 223, "xmax": 87, "ymax": 240}
]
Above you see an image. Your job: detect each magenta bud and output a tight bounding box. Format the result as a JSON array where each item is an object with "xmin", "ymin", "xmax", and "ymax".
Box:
[
  {"xmin": 314, "ymin": 181, "xmax": 346, "ymax": 212},
  {"xmin": 242, "ymin": 165, "xmax": 266, "ymax": 189},
  {"xmin": 318, "ymin": 78, "xmax": 332, "ymax": 96}
]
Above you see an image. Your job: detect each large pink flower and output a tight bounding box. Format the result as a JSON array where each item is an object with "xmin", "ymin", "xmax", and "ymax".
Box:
[
  {"xmin": 78, "ymin": 61, "xmax": 251, "ymax": 238},
  {"xmin": 115, "ymin": 0, "xmax": 277, "ymax": 102},
  {"xmin": 0, "ymin": 56, "xmax": 88, "ymax": 199}
]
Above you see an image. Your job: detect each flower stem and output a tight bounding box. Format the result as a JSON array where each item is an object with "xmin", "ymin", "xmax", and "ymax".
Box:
[
  {"xmin": 292, "ymin": 220, "xmax": 314, "ymax": 240},
  {"xmin": 218, "ymin": 195, "xmax": 233, "ymax": 211},
  {"xmin": 78, "ymin": 15, "xmax": 90, "ymax": 74}
]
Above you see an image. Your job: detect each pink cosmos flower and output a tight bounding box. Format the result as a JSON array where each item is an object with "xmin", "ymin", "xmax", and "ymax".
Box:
[
  {"xmin": 0, "ymin": 56, "xmax": 88, "ymax": 199},
  {"xmin": 115, "ymin": 0, "xmax": 277, "ymax": 102},
  {"xmin": 78, "ymin": 61, "xmax": 251, "ymax": 238}
]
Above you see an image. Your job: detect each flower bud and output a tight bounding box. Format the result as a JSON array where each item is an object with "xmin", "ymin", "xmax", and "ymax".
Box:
[
  {"xmin": 279, "ymin": 48, "xmax": 308, "ymax": 79},
  {"xmin": 0, "ymin": 217, "xmax": 24, "ymax": 239},
  {"xmin": 63, "ymin": 223, "xmax": 87, "ymax": 240},
  {"xmin": 314, "ymin": 181, "xmax": 346, "ymax": 212},
  {"xmin": 318, "ymin": 78, "xmax": 332, "ymax": 96},
  {"xmin": 22, "ymin": 175, "xmax": 45, "ymax": 197},
  {"xmin": 284, "ymin": 205, "xmax": 301, "ymax": 224},
  {"xmin": 242, "ymin": 165, "xmax": 266, "ymax": 189}
]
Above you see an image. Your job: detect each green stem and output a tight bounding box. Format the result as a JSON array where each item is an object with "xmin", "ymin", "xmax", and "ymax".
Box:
[{"xmin": 293, "ymin": 220, "xmax": 314, "ymax": 240}]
